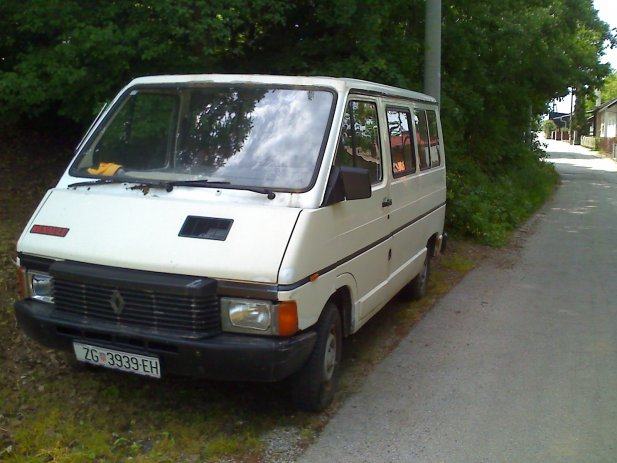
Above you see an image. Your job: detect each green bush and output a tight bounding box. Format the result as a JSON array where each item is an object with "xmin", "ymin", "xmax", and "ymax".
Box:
[
  {"xmin": 446, "ymin": 142, "xmax": 558, "ymax": 246},
  {"xmin": 542, "ymin": 120, "xmax": 558, "ymax": 138}
]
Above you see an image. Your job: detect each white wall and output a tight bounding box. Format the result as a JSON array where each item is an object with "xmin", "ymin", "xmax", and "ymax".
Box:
[{"xmin": 607, "ymin": 111, "xmax": 617, "ymax": 138}]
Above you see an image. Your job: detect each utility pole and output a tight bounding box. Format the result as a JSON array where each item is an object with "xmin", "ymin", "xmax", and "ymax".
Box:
[
  {"xmin": 569, "ymin": 86, "xmax": 575, "ymax": 145},
  {"xmin": 424, "ymin": 0, "xmax": 442, "ymax": 104}
]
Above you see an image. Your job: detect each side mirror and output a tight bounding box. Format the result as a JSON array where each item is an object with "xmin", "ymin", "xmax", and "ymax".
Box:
[{"xmin": 322, "ymin": 166, "xmax": 372, "ymax": 206}]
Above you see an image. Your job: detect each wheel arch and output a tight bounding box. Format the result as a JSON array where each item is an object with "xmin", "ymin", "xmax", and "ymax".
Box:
[
  {"xmin": 328, "ymin": 273, "xmax": 357, "ymax": 337},
  {"xmin": 427, "ymin": 232, "xmax": 439, "ymax": 256}
]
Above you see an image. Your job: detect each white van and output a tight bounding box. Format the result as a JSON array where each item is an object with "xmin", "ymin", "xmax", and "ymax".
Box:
[{"xmin": 14, "ymin": 75, "xmax": 446, "ymax": 411}]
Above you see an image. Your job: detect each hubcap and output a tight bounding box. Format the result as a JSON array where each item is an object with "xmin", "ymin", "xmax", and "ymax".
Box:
[{"xmin": 323, "ymin": 330, "xmax": 337, "ymax": 381}]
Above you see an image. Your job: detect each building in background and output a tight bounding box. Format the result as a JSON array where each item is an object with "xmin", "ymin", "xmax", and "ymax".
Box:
[
  {"xmin": 589, "ymin": 98, "xmax": 617, "ymax": 154},
  {"xmin": 547, "ymin": 111, "xmax": 571, "ymax": 141}
]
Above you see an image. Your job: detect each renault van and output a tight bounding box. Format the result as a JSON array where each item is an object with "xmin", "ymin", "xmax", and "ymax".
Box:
[{"xmin": 14, "ymin": 75, "xmax": 446, "ymax": 411}]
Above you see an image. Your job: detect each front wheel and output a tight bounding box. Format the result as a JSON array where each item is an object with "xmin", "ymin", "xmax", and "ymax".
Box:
[{"xmin": 291, "ymin": 301, "xmax": 342, "ymax": 412}]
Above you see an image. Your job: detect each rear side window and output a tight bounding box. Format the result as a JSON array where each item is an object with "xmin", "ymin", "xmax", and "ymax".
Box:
[
  {"xmin": 335, "ymin": 101, "xmax": 382, "ymax": 184},
  {"xmin": 426, "ymin": 110, "xmax": 442, "ymax": 167},
  {"xmin": 387, "ymin": 108, "xmax": 416, "ymax": 177},
  {"xmin": 414, "ymin": 109, "xmax": 430, "ymax": 170}
]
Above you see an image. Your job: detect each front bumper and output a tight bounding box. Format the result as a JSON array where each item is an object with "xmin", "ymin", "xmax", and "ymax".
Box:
[{"xmin": 15, "ymin": 299, "xmax": 316, "ymax": 382}]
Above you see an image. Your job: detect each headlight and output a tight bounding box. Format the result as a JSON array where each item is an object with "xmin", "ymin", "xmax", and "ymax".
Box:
[
  {"xmin": 221, "ymin": 298, "xmax": 298, "ymax": 336},
  {"xmin": 221, "ymin": 298, "xmax": 272, "ymax": 333},
  {"xmin": 27, "ymin": 271, "xmax": 54, "ymax": 303}
]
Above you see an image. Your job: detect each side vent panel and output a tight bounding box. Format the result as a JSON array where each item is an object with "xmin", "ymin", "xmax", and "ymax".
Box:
[{"xmin": 179, "ymin": 216, "xmax": 234, "ymax": 241}]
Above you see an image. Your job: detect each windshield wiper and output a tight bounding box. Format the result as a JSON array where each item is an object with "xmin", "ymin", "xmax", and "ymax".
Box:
[
  {"xmin": 68, "ymin": 178, "xmax": 175, "ymax": 193},
  {"xmin": 68, "ymin": 178, "xmax": 276, "ymax": 199},
  {"xmin": 166, "ymin": 179, "xmax": 230, "ymax": 187},
  {"xmin": 167, "ymin": 180, "xmax": 276, "ymax": 200},
  {"xmin": 68, "ymin": 178, "xmax": 130, "ymax": 188}
]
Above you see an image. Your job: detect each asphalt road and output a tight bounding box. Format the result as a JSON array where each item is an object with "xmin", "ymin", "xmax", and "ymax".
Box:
[{"xmin": 299, "ymin": 139, "xmax": 617, "ymax": 462}]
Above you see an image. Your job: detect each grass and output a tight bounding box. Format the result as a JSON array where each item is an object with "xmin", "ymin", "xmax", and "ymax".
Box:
[{"xmin": 0, "ymin": 133, "xmax": 489, "ymax": 462}]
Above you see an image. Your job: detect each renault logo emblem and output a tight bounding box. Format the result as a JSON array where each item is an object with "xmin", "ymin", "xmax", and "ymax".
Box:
[{"xmin": 110, "ymin": 290, "xmax": 125, "ymax": 315}]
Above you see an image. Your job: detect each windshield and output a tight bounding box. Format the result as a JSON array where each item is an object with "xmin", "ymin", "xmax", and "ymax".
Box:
[{"xmin": 71, "ymin": 85, "xmax": 335, "ymax": 191}]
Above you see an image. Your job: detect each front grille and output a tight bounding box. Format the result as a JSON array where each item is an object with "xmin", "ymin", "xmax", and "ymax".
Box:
[{"xmin": 53, "ymin": 278, "xmax": 220, "ymax": 336}]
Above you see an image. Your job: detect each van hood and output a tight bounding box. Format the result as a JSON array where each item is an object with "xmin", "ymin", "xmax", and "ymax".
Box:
[{"xmin": 17, "ymin": 188, "xmax": 300, "ymax": 284}]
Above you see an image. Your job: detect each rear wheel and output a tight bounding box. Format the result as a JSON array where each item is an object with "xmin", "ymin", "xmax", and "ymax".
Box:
[
  {"xmin": 401, "ymin": 247, "xmax": 431, "ymax": 300},
  {"xmin": 291, "ymin": 301, "xmax": 342, "ymax": 412}
]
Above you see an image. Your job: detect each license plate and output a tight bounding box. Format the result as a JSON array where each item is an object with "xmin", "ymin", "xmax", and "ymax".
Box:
[{"xmin": 73, "ymin": 342, "xmax": 161, "ymax": 378}]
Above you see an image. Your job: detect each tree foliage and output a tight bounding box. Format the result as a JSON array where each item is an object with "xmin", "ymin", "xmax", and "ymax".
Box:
[
  {"xmin": 599, "ymin": 72, "xmax": 617, "ymax": 103},
  {"xmin": 572, "ymin": 85, "xmax": 589, "ymax": 141},
  {"xmin": 543, "ymin": 120, "xmax": 558, "ymax": 138},
  {"xmin": 0, "ymin": 0, "xmax": 612, "ymax": 242}
]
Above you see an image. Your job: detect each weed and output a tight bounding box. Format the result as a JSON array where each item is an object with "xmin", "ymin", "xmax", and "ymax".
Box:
[{"xmin": 441, "ymin": 254, "xmax": 475, "ymax": 273}]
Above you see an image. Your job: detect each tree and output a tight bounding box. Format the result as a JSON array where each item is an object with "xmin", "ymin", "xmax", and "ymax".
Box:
[
  {"xmin": 572, "ymin": 86, "xmax": 590, "ymax": 141},
  {"xmin": 0, "ymin": 1, "xmax": 611, "ymax": 131},
  {"xmin": 599, "ymin": 73, "xmax": 617, "ymax": 103},
  {"xmin": 0, "ymin": 0, "xmax": 612, "ymax": 242},
  {"xmin": 543, "ymin": 120, "xmax": 558, "ymax": 138}
]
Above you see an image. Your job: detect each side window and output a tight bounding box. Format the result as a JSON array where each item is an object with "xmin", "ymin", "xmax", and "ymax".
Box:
[
  {"xmin": 413, "ymin": 108, "xmax": 430, "ymax": 171},
  {"xmin": 426, "ymin": 110, "xmax": 442, "ymax": 167},
  {"xmin": 387, "ymin": 108, "xmax": 416, "ymax": 177},
  {"xmin": 335, "ymin": 101, "xmax": 382, "ymax": 184}
]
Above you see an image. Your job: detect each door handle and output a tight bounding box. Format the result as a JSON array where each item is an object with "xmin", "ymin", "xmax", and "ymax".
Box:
[{"xmin": 382, "ymin": 198, "xmax": 392, "ymax": 207}]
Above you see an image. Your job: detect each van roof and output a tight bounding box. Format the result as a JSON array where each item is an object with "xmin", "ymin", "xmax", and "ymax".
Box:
[{"xmin": 129, "ymin": 74, "xmax": 437, "ymax": 104}]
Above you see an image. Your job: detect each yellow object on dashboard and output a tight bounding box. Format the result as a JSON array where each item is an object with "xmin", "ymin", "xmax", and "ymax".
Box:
[{"xmin": 87, "ymin": 162, "xmax": 122, "ymax": 176}]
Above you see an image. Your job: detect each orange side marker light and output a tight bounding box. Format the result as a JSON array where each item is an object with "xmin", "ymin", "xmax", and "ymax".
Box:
[{"xmin": 277, "ymin": 301, "xmax": 298, "ymax": 336}]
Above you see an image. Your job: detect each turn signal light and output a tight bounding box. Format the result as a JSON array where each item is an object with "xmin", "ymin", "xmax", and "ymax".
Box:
[{"xmin": 277, "ymin": 301, "xmax": 298, "ymax": 337}]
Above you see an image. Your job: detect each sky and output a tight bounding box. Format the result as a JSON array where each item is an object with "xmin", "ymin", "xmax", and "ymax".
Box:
[
  {"xmin": 553, "ymin": 0, "xmax": 617, "ymax": 113},
  {"xmin": 594, "ymin": 0, "xmax": 617, "ymax": 68}
]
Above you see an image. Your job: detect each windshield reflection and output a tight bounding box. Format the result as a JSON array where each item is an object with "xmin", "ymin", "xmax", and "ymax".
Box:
[{"xmin": 73, "ymin": 86, "xmax": 335, "ymax": 191}]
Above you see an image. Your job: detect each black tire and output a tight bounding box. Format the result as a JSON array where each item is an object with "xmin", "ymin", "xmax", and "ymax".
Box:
[
  {"xmin": 401, "ymin": 247, "xmax": 431, "ymax": 300},
  {"xmin": 291, "ymin": 301, "xmax": 342, "ymax": 412}
]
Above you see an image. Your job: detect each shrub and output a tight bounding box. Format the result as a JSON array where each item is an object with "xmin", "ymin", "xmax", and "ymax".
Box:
[
  {"xmin": 446, "ymin": 141, "xmax": 558, "ymax": 246},
  {"xmin": 542, "ymin": 120, "xmax": 558, "ymax": 138}
]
